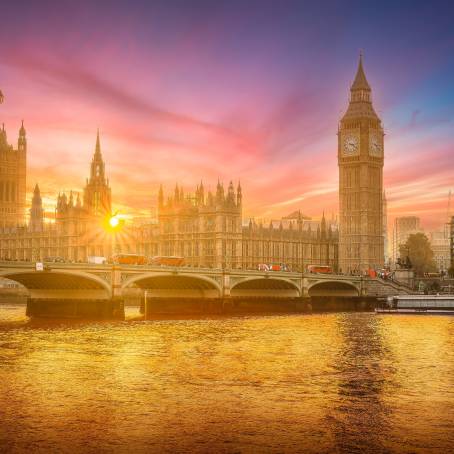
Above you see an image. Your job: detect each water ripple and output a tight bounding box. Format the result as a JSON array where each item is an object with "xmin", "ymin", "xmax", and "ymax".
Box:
[{"xmin": 0, "ymin": 304, "xmax": 453, "ymax": 453}]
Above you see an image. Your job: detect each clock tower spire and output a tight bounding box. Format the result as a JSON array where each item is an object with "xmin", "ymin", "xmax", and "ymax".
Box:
[{"xmin": 338, "ymin": 53, "xmax": 384, "ymax": 273}]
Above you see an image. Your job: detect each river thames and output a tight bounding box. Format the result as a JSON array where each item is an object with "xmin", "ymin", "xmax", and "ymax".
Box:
[{"xmin": 0, "ymin": 304, "xmax": 453, "ymax": 453}]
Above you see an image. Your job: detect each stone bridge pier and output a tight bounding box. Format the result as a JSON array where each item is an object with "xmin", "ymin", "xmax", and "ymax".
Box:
[
  {"xmin": 0, "ymin": 266, "xmax": 124, "ymax": 320},
  {"xmin": 125, "ymin": 269, "xmax": 309, "ymax": 318}
]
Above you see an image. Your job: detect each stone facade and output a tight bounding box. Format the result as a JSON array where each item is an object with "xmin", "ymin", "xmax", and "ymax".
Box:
[
  {"xmin": 157, "ymin": 181, "xmax": 243, "ymax": 269},
  {"xmin": 242, "ymin": 215, "xmax": 338, "ymax": 272},
  {"xmin": 0, "ymin": 132, "xmax": 148, "ymax": 262},
  {"xmin": 338, "ymin": 54, "xmax": 384, "ymax": 273},
  {"xmin": 157, "ymin": 182, "xmax": 338, "ymax": 270},
  {"xmin": 0, "ymin": 129, "xmax": 338, "ymax": 269},
  {"xmin": 0, "ymin": 122, "xmax": 26, "ymax": 228}
]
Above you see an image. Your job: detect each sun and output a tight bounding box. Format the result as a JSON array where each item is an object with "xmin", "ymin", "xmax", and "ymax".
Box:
[{"xmin": 109, "ymin": 215, "xmax": 120, "ymax": 228}]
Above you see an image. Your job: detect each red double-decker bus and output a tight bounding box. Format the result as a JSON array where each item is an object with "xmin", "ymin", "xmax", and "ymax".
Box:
[
  {"xmin": 111, "ymin": 254, "xmax": 147, "ymax": 265},
  {"xmin": 150, "ymin": 256, "xmax": 186, "ymax": 267},
  {"xmin": 307, "ymin": 265, "xmax": 332, "ymax": 274}
]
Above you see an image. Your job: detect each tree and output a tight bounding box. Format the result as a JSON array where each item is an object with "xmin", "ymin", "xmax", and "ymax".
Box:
[
  {"xmin": 399, "ymin": 232, "xmax": 437, "ymax": 277},
  {"xmin": 448, "ymin": 265, "xmax": 454, "ymax": 278}
]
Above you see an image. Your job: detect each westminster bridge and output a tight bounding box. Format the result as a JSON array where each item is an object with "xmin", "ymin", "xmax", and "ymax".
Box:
[{"xmin": 0, "ymin": 262, "xmax": 411, "ymax": 319}]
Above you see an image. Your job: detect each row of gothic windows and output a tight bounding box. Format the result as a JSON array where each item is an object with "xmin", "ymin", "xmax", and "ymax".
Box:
[{"xmin": 0, "ymin": 180, "xmax": 17, "ymax": 202}]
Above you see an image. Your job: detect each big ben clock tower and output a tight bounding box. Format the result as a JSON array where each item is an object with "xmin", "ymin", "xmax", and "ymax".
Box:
[{"xmin": 338, "ymin": 53, "xmax": 384, "ymax": 273}]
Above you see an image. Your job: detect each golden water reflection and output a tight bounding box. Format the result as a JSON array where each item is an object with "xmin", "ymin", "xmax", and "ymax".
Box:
[{"xmin": 0, "ymin": 305, "xmax": 453, "ymax": 453}]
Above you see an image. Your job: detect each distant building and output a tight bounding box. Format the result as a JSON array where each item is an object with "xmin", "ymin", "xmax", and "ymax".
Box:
[
  {"xmin": 429, "ymin": 230, "xmax": 450, "ymax": 273},
  {"xmin": 383, "ymin": 191, "xmax": 389, "ymax": 265},
  {"xmin": 450, "ymin": 216, "xmax": 454, "ymax": 271},
  {"xmin": 392, "ymin": 216, "xmax": 423, "ymax": 263}
]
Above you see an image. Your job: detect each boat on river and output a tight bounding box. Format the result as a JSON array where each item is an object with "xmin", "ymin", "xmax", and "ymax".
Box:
[{"xmin": 376, "ymin": 295, "xmax": 454, "ymax": 314}]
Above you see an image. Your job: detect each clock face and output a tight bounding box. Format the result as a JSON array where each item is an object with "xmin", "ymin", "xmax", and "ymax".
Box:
[
  {"xmin": 343, "ymin": 134, "xmax": 359, "ymax": 155},
  {"xmin": 369, "ymin": 133, "xmax": 382, "ymax": 156}
]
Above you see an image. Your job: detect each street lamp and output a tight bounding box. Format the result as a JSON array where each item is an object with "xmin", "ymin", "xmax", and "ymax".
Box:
[{"xmin": 0, "ymin": 90, "xmax": 4, "ymax": 104}]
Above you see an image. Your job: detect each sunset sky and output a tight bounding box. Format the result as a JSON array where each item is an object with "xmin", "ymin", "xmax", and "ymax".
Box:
[{"xmin": 1, "ymin": 0, "xmax": 454, "ymax": 230}]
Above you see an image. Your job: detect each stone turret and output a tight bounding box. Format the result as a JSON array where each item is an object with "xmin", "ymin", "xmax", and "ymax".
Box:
[
  {"xmin": 18, "ymin": 120, "xmax": 26, "ymax": 152},
  {"xmin": 0, "ymin": 122, "xmax": 27, "ymax": 228},
  {"xmin": 216, "ymin": 180, "xmax": 225, "ymax": 205},
  {"xmin": 158, "ymin": 184, "xmax": 164, "ymax": 210},
  {"xmin": 29, "ymin": 183, "xmax": 44, "ymax": 232},
  {"xmin": 83, "ymin": 130, "xmax": 112, "ymax": 216}
]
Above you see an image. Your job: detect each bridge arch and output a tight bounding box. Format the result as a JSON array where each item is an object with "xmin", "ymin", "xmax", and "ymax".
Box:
[
  {"xmin": 0, "ymin": 269, "xmax": 112, "ymax": 299},
  {"xmin": 307, "ymin": 280, "xmax": 359, "ymax": 297},
  {"xmin": 122, "ymin": 272, "xmax": 222, "ymax": 298},
  {"xmin": 230, "ymin": 276, "xmax": 301, "ymax": 297}
]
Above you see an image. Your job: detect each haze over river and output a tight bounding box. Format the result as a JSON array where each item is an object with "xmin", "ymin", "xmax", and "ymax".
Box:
[{"xmin": 0, "ymin": 303, "xmax": 453, "ymax": 453}]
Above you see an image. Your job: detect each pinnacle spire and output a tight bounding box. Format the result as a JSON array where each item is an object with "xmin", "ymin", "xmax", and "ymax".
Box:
[
  {"xmin": 95, "ymin": 128, "xmax": 101, "ymax": 157},
  {"xmin": 343, "ymin": 52, "xmax": 377, "ymax": 118},
  {"xmin": 158, "ymin": 184, "xmax": 164, "ymax": 208},
  {"xmin": 351, "ymin": 51, "xmax": 371, "ymax": 91},
  {"xmin": 89, "ymin": 129, "xmax": 107, "ymax": 183}
]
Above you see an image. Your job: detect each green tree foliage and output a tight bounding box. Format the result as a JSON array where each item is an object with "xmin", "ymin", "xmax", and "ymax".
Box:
[{"xmin": 399, "ymin": 232, "xmax": 437, "ymax": 277}]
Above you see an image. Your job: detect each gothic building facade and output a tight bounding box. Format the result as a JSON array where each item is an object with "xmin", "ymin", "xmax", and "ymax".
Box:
[
  {"xmin": 0, "ymin": 122, "xmax": 26, "ymax": 229},
  {"xmin": 157, "ymin": 181, "xmax": 243, "ymax": 269},
  {"xmin": 0, "ymin": 132, "xmax": 337, "ymax": 269},
  {"xmin": 157, "ymin": 183, "xmax": 338, "ymax": 270},
  {"xmin": 338, "ymin": 54, "xmax": 384, "ymax": 273},
  {"xmin": 242, "ymin": 214, "xmax": 338, "ymax": 272},
  {"xmin": 0, "ymin": 132, "xmax": 138, "ymax": 262}
]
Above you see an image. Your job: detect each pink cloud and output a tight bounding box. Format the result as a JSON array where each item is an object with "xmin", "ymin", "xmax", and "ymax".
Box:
[{"xmin": 0, "ymin": 33, "xmax": 452, "ymax": 235}]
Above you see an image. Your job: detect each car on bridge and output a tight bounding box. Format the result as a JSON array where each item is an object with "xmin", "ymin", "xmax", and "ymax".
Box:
[
  {"xmin": 88, "ymin": 256, "xmax": 108, "ymax": 265},
  {"xmin": 257, "ymin": 263, "xmax": 291, "ymax": 272},
  {"xmin": 43, "ymin": 256, "xmax": 65, "ymax": 263}
]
